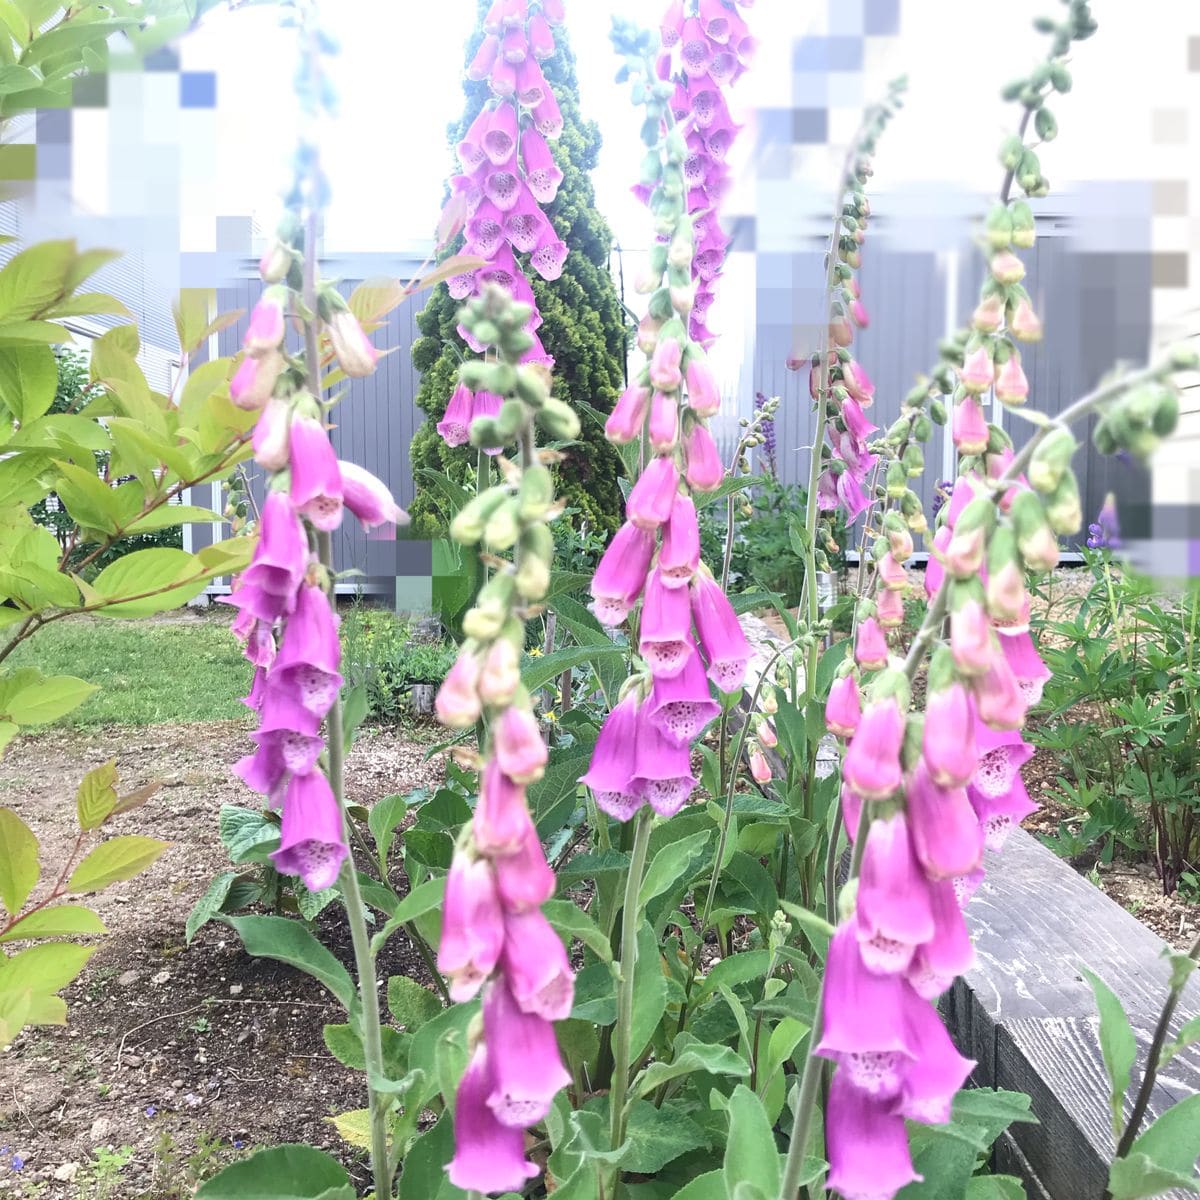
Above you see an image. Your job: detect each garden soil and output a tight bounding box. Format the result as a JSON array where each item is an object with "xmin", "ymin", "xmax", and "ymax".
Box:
[{"xmin": 0, "ymin": 719, "xmax": 447, "ymax": 1197}]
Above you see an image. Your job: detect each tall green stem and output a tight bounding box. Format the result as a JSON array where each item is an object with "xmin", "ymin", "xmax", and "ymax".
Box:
[{"xmin": 609, "ymin": 808, "xmax": 653, "ymax": 1195}]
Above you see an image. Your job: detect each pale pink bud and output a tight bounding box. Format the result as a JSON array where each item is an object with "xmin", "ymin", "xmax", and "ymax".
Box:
[
  {"xmin": 876, "ymin": 586, "xmax": 906, "ymax": 629},
  {"xmin": 494, "ymin": 706, "xmax": 549, "ymax": 784},
  {"xmin": 685, "ymin": 358, "xmax": 721, "ymax": 417},
  {"xmin": 953, "ymin": 394, "xmax": 990, "ymax": 455},
  {"xmin": 757, "ymin": 720, "xmax": 777, "ymax": 749},
  {"xmin": 244, "ymin": 288, "xmax": 286, "ymax": 355},
  {"xmin": 259, "ymin": 240, "xmax": 291, "ymax": 284},
  {"xmin": 854, "ymin": 618, "xmax": 888, "ymax": 671},
  {"xmin": 958, "ymin": 346, "xmax": 994, "ymax": 394},
  {"xmin": 843, "ymin": 697, "xmax": 905, "ymax": 801},
  {"xmin": 649, "ymin": 390, "xmax": 680, "ymax": 451},
  {"xmin": 230, "ymin": 350, "xmax": 283, "ymax": 411},
  {"xmin": 605, "ymin": 383, "xmax": 651, "ymax": 444},
  {"xmin": 950, "ymin": 599, "xmax": 995, "ymax": 677},
  {"xmin": 990, "ymin": 250, "xmax": 1025, "ymax": 285},
  {"xmin": 749, "ymin": 745, "xmax": 772, "ymax": 784},
  {"xmin": 922, "ymin": 683, "xmax": 978, "ymax": 788},
  {"xmin": 943, "ymin": 526, "xmax": 986, "ymax": 580},
  {"xmin": 649, "ymin": 337, "xmax": 683, "ymax": 391},
  {"xmin": 1010, "ymin": 298, "xmax": 1043, "ymax": 343},
  {"xmin": 972, "ymin": 294, "xmax": 1004, "ymax": 333},
  {"xmin": 829, "ymin": 314, "xmax": 853, "ymax": 347},
  {"xmin": 877, "ymin": 552, "xmax": 907, "ymax": 592},
  {"xmin": 987, "ymin": 560, "xmax": 1028, "ymax": 625},
  {"xmin": 252, "ymin": 395, "xmax": 292, "ymax": 471},
  {"xmin": 436, "ymin": 651, "xmax": 483, "ymax": 728},
  {"xmin": 627, "ymin": 455, "xmax": 679, "ymax": 529},
  {"xmin": 637, "ymin": 313, "xmax": 663, "ymax": 354},
  {"xmin": 994, "ymin": 354, "xmax": 1028, "ymax": 405},
  {"xmin": 684, "ymin": 423, "xmax": 724, "ymax": 492},
  {"xmin": 327, "ymin": 310, "xmax": 379, "ymax": 378},
  {"xmin": 888, "ymin": 525, "xmax": 914, "ymax": 562},
  {"xmin": 826, "ymin": 673, "xmax": 861, "ymax": 738},
  {"xmin": 478, "ymin": 638, "xmax": 521, "ymax": 707}
]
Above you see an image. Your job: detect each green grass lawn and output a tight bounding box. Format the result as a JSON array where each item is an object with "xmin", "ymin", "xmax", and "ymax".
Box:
[{"xmin": 8, "ymin": 616, "xmax": 255, "ymax": 726}]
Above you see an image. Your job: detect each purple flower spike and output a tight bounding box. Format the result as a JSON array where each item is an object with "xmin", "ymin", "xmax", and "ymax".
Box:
[{"xmin": 270, "ymin": 770, "xmax": 347, "ymax": 892}]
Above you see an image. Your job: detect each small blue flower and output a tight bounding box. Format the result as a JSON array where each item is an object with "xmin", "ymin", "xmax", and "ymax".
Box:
[
  {"xmin": 232, "ymin": 1139, "xmax": 245, "ymax": 1150},
  {"xmin": 144, "ymin": 1105, "xmax": 157, "ymax": 1118},
  {"xmin": 10, "ymin": 1155, "xmax": 24, "ymax": 1172}
]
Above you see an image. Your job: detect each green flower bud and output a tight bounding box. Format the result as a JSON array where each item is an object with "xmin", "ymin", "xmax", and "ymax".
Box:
[
  {"xmin": 516, "ymin": 524, "xmax": 554, "ymax": 599},
  {"xmin": 886, "ymin": 460, "xmax": 908, "ymax": 498},
  {"xmin": 1010, "ymin": 489, "xmax": 1060, "ymax": 571},
  {"xmin": 459, "ymin": 359, "xmax": 492, "ymax": 391},
  {"xmin": 902, "ymin": 442, "xmax": 925, "ymax": 478},
  {"xmin": 1017, "ymin": 149, "xmax": 1042, "ymax": 193},
  {"xmin": 1049, "ymin": 63, "xmax": 1072, "ymax": 92},
  {"xmin": 1000, "ymin": 134, "xmax": 1025, "ymax": 170},
  {"xmin": 469, "ymin": 416, "xmax": 501, "ymax": 449},
  {"xmin": 1028, "ymin": 427, "xmax": 1077, "ymax": 493},
  {"xmin": 503, "ymin": 329, "xmax": 535, "ymax": 358},
  {"xmin": 462, "ymin": 573, "xmax": 516, "ymax": 640},
  {"xmin": 985, "ymin": 202, "xmax": 1014, "ymax": 249},
  {"xmin": 535, "ymin": 398, "xmax": 581, "ymax": 440},
  {"xmin": 906, "ymin": 383, "xmax": 930, "ymax": 407},
  {"xmin": 518, "ymin": 463, "xmax": 555, "ymax": 521},
  {"xmin": 888, "ymin": 416, "xmax": 912, "ymax": 442},
  {"xmin": 1034, "ymin": 106, "xmax": 1058, "ymax": 142},
  {"xmin": 1010, "ymin": 200, "xmax": 1036, "ymax": 249},
  {"xmin": 912, "ymin": 413, "xmax": 933, "ymax": 442},
  {"xmin": 1152, "ymin": 390, "xmax": 1180, "ymax": 438},
  {"xmin": 495, "ymin": 398, "xmax": 526, "ymax": 442},
  {"xmin": 451, "ymin": 485, "xmax": 510, "ymax": 544},
  {"xmin": 930, "ymin": 399, "xmax": 948, "ymax": 426},
  {"xmin": 1045, "ymin": 469, "xmax": 1082, "ymax": 535},
  {"xmin": 484, "ymin": 498, "xmax": 520, "ymax": 551}
]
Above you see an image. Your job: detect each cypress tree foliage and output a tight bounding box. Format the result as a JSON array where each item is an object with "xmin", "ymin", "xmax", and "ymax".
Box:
[{"xmin": 408, "ymin": 5, "xmax": 629, "ymax": 540}]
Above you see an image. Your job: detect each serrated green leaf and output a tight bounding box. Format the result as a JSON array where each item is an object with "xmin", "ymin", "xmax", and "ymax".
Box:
[
  {"xmin": 633, "ymin": 1036, "xmax": 749, "ymax": 1098},
  {"xmin": 522, "ymin": 643, "xmax": 626, "ymax": 694},
  {"xmin": 542, "ymin": 898, "xmax": 614, "ymax": 963},
  {"xmin": 0, "ymin": 806, "xmax": 39, "ymax": 914},
  {"xmin": 0, "ymin": 343, "xmax": 55, "ymax": 422},
  {"xmin": 0, "ymin": 904, "xmax": 105, "ymax": 942},
  {"xmin": 74, "ymin": 758, "xmax": 117, "ymax": 830},
  {"xmin": 0, "ymin": 941, "xmax": 95, "ymax": 995},
  {"xmin": 67, "ymin": 835, "xmax": 167, "ymax": 893},
  {"xmin": 1108, "ymin": 1154, "xmax": 1200, "ymax": 1200},
  {"xmin": 639, "ymin": 829, "xmax": 712, "ymax": 910},
  {"xmin": 185, "ymin": 871, "xmax": 240, "ymax": 944},
  {"xmin": 8, "ymin": 673, "xmax": 96, "ymax": 725},
  {"xmin": 387, "ymin": 973, "xmax": 442, "ymax": 1032}
]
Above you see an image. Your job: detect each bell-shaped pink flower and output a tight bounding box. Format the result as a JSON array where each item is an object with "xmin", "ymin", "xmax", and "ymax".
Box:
[
  {"xmin": 826, "ymin": 1071, "xmax": 921, "ymax": 1199},
  {"xmin": 906, "ymin": 761, "xmax": 984, "ymax": 880},
  {"xmin": 815, "ymin": 922, "xmax": 917, "ymax": 1097},
  {"xmin": 273, "ymin": 583, "xmax": 344, "ymax": 717},
  {"xmin": 244, "ymin": 289, "xmax": 286, "ymax": 355},
  {"xmin": 897, "ymin": 992, "xmax": 976, "ymax": 1124},
  {"xmin": 923, "ymin": 682, "xmax": 978, "ymax": 788},
  {"xmin": 876, "ymin": 552, "xmax": 907, "ymax": 592},
  {"xmin": 837, "ymin": 468, "xmax": 874, "ymax": 523},
  {"xmin": 529, "ymin": 227, "xmax": 568, "ymax": 282},
  {"xmin": 850, "ymin": 298, "xmax": 870, "ymax": 329},
  {"xmin": 842, "ymin": 697, "xmax": 904, "ymax": 801},
  {"xmin": 648, "ymin": 389, "xmax": 679, "ymax": 451},
  {"xmin": 660, "ymin": 0, "xmax": 684, "ymax": 45},
  {"xmin": 582, "ymin": 692, "xmax": 645, "ymax": 821},
  {"xmin": 439, "ymin": 852, "xmax": 505, "ymax": 1002},
  {"xmin": 338, "ymin": 461, "xmax": 406, "ymax": 533},
  {"xmin": 970, "ymin": 769, "xmax": 1037, "ymax": 852},
  {"xmin": 987, "ymin": 559, "xmax": 1028, "ymax": 628},
  {"xmin": 826, "ymin": 673, "xmax": 862, "ymax": 738},
  {"xmin": 1011, "ymin": 297, "xmax": 1043, "ymax": 342},
  {"xmin": 684, "ymin": 422, "xmax": 724, "ymax": 491},
  {"xmin": 528, "ymin": 12, "xmax": 555, "ymax": 60},
  {"xmin": 953, "ymin": 394, "xmax": 990, "ymax": 455},
  {"xmin": 646, "ymin": 648, "xmax": 719, "ymax": 745},
  {"xmin": 448, "ymin": 1045, "xmax": 540, "ymax": 1194},
  {"xmin": 466, "ymin": 201, "xmax": 506, "ymax": 259},
  {"xmin": 532, "ymin": 88, "xmax": 563, "ymax": 139},
  {"xmin": 240, "ymin": 491, "xmax": 307, "ymax": 601},
  {"xmin": 474, "ymin": 760, "xmax": 535, "ymax": 858},
  {"xmin": 659, "ymin": 494, "xmax": 700, "ymax": 588},
  {"xmin": 649, "ymin": 337, "xmax": 683, "ymax": 391},
  {"xmin": 270, "ymin": 770, "xmax": 347, "ymax": 892},
  {"xmin": 844, "ymin": 360, "xmax": 875, "ymax": 405},
  {"xmin": 231, "ymin": 350, "xmax": 283, "ymax": 410},
  {"xmin": 639, "ymin": 567, "xmax": 693, "ymax": 678},
  {"xmin": 590, "ymin": 522, "xmax": 654, "ymax": 626},
  {"xmin": 690, "ymin": 570, "xmax": 751, "ymax": 693},
  {"xmin": 972, "ymin": 649, "xmax": 1027, "ymax": 731},
  {"xmin": 841, "ymin": 782, "xmax": 864, "ymax": 842},
  {"xmin": 749, "ymin": 745, "xmax": 772, "ymax": 784},
  {"xmin": 478, "ymin": 638, "xmax": 521, "ymax": 709},
  {"xmin": 854, "ymin": 617, "xmax": 888, "ymax": 671},
  {"xmin": 679, "ymin": 15, "xmax": 713, "ymax": 76},
  {"xmin": 483, "ymin": 101, "xmax": 517, "ymax": 166},
  {"xmin": 252, "ymin": 395, "xmax": 292, "ymax": 471},
  {"xmin": 972, "ymin": 293, "xmax": 1004, "ymax": 333},
  {"xmin": 456, "ymin": 108, "xmax": 491, "ymax": 169},
  {"xmin": 856, "ymin": 814, "xmax": 935, "ymax": 975},
  {"xmin": 436, "ymin": 649, "xmax": 483, "ymax": 729},
  {"xmin": 995, "ymin": 354, "xmax": 1029, "ymax": 405},
  {"xmin": 501, "ymin": 909, "xmax": 574, "ymax": 1021},
  {"xmin": 906, "ymin": 877, "xmax": 976, "ymax": 999},
  {"xmin": 605, "ymin": 383, "xmax": 650, "ymax": 444},
  {"xmin": 483, "ymin": 162, "xmax": 521, "ymax": 211},
  {"xmin": 632, "ymin": 715, "xmax": 697, "ymax": 818},
  {"xmin": 516, "ymin": 56, "xmax": 548, "ymax": 107},
  {"xmin": 950, "ymin": 598, "xmax": 995, "ymax": 677},
  {"xmin": 972, "ymin": 720, "xmax": 1034, "ymax": 800},
  {"xmin": 520, "ymin": 127, "xmax": 563, "ymax": 204},
  {"xmin": 493, "ymin": 827, "xmax": 555, "ymax": 911},
  {"xmin": 999, "ymin": 629, "xmax": 1051, "ymax": 707},
  {"xmin": 685, "ymin": 358, "xmax": 720, "ymax": 417},
  {"xmin": 841, "ymin": 397, "xmax": 877, "ymax": 441},
  {"xmin": 250, "ymin": 682, "xmax": 323, "ymax": 772},
  {"xmin": 484, "ymin": 978, "xmax": 571, "ymax": 1128},
  {"xmin": 627, "ymin": 455, "xmax": 679, "ymax": 530},
  {"xmin": 924, "ymin": 526, "xmax": 951, "ymax": 600},
  {"xmin": 327, "ymin": 310, "xmax": 378, "ymax": 379},
  {"xmin": 494, "ymin": 706, "xmax": 548, "ymax": 785},
  {"xmin": 991, "ymin": 249, "xmax": 1025, "ymax": 284},
  {"xmin": 437, "ymin": 382, "xmax": 474, "ymax": 448},
  {"xmin": 289, "ymin": 414, "xmax": 344, "ymax": 531},
  {"xmin": 958, "ymin": 345, "xmax": 994, "ymax": 394}
]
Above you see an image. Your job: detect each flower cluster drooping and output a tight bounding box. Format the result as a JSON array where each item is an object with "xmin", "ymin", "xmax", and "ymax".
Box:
[
  {"xmin": 583, "ymin": 17, "xmax": 757, "ymax": 822},
  {"xmin": 436, "ymin": 0, "xmax": 568, "ymax": 448},
  {"xmin": 226, "ymin": 227, "xmax": 403, "ymax": 896},
  {"xmin": 432, "ymin": 284, "xmax": 581, "ymax": 1195},
  {"xmin": 642, "ymin": 0, "xmax": 755, "ymax": 349}
]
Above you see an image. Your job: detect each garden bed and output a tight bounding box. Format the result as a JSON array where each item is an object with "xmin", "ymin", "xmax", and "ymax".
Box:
[{"xmin": 0, "ymin": 719, "xmax": 448, "ymax": 1197}]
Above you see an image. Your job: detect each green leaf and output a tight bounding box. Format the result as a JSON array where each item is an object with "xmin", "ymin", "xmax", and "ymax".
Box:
[
  {"xmin": 543, "ymin": 898, "xmax": 614, "ymax": 963},
  {"xmin": 0, "ymin": 904, "xmax": 105, "ymax": 942},
  {"xmin": 396, "ymin": 1112, "xmax": 458, "ymax": 1200},
  {"xmin": 185, "ymin": 871, "xmax": 240, "ymax": 944},
  {"xmin": 219, "ymin": 804, "xmax": 280, "ymax": 864},
  {"xmin": 639, "ymin": 829, "xmax": 713, "ymax": 910},
  {"xmin": 1117, "ymin": 1093, "xmax": 1200, "ymax": 1190},
  {"xmin": 123, "ymin": 504, "xmax": 221, "ymax": 534},
  {"xmin": 630, "ymin": 922, "xmax": 669, "ymax": 1061},
  {"xmin": 557, "ymin": 849, "xmax": 631, "ymax": 887},
  {"xmin": 0, "ymin": 343, "xmax": 55, "ymax": 422},
  {"xmin": 0, "ymin": 239, "xmax": 75, "ymax": 322},
  {"xmin": 0, "ymin": 806, "xmax": 38, "ymax": 914},
  {"xmin": 531, "ymin": 746, "xmax": 593, "ymax": 835},
  {"xmin": 1081, "ymin": 965, "xmax": 1137, "ymax": 1139},
  {"xmin": 8, "ymin": 674, "xmax": 97, "ymax": 724},
  {"xmin": 695, "ymin": 950, "xmax": 772, "ymax": 1001},
  {"xmin": 408, "ymin": 1000, "xmax": 479, "ymax": 1104},
  {"xmin": 387, "ymin": 974, "xmax": 442, "ymax": 1032},
  {"xmin": 226, "ymin": 915, "xmax": 355, "ymax": 1009},
  {"xmin": 368, "ymin": 876, "xmax": 446, "ymax": 957},
  {"xmin": 724, "ymin": 1083, "xmax": 781, "ymax": 1199},
  {"xmin": 367, "ymin": 792, "xmax": 407, "ymax": 866},
  {"xmin": 522, "ymin": 643, "xmax": 626, "ymax": 694},
  {"xmin": 90, "ymin": 547, "xmax": 209, "ymax": 616},
  {"xmin": 965, "ymin": 1178, "xmax": 1028, "ymax": 1199},
  {"xmin": 66, "ymin": 835, "xmax": 167, "ymax": 893},
  {"xmin": 633, "ymin": 1037, "xmax": 749, "ymax": 1098},
  {"xmin": 0, "ymin": 941, "xmax": 95, "ymax": 996},
  {"xmin": 340, "ymin": 683, "xmax": 369, "ymax": 749},
  {"xmin": 621, "ymin": 1098, "xmax": 709, "ymax": 1174},
  {"xmin": 74, "ymin": 758, "xmax": 117, "ymax": 830},
  {"xmin": 322, "ymin": 1022, "xmax": 410, "ymax": 1079},
  {"xmin": 1108, "ymin": 1154, "xmax": 1200, "ymax": 1200},
  {"xmin": 196, "ymin": 1144, "xmax": 355, "ymax": 1199},
  {"xmin": 778, "ymin": 900, "xmax": 836, "ymax": 944},
  {"xmin": 324, "ymin": 1108, "xmax": 371, "ymax": 1150},
  {"xmin": 949, "ymin": 1088, "xmax": 1038, "ymax": 1149}
]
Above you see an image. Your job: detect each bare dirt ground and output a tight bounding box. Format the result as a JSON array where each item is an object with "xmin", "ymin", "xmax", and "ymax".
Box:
[{"xmin": 0, "ymin": 718, "xmax": 447, "ymax": 1198}]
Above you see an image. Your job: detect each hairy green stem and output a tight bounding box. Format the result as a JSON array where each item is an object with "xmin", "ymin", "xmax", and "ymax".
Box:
[{"xmin": 609, "ymin": 807, "xmax": 653, "ymax": 1194}]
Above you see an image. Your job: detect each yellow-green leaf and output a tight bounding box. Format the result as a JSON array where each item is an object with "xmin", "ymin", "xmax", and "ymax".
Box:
[
  {"xmin": 51, "ymin": 458, "xmax": 123, "ymax": 531},
  {"xmin": 177, "ymin": 357, "xmax": 234, "ymax": 429},
  {"xmin": 75, "ymin": 759, "xmax": 118, "ymax": 830},
  {"xmin": 67, "ymin": 835, "xmax": 167, "ymax": 893},
  {"xmin": 90, "ymin": 547, "xmax": 208, "ymax": 616},
  {"xmin": 0, "ymin": 563, "xmax": 80, "ymax": 610},
  {"xmin": 325, "ymin": 1109, "xmax": 373, "ymax": 1150},
  {"xmin": 0, "ymin": 720, "xmax": 18, "ymax": 757},
  {"xmin": 0, "ymin": 904, "xmax": 106, "ymax": 942},
  {"xmin": 41, "ymin": 293, "xmax": 132, "ymax": 320},
  {"xmin": 8, "ymin": 675, "xmax": 96, "ymax": 724},
  {"xmin": 196, "ymin": 536, "xmax": 255, "ymax": 577},
  {"xmin": 0, "ymin": 343, "xmax": 56, "ymax": 423},
  {"xmin": 0, "ymin": 806, "xmax": 38, "ymax": 914},
  {"xmin": 124, "ymin": 504, "xmax": 221, "ymax": 535},
  {"xmin": 63, "ymin": 248, "xmax": 120, "ymax": 293},
  {"xmin": 0, "ymin": 238, "xmax": 75, "ymax": 321},
  {"xmin": 0, "ymin": 986, "xmax": 32, "ymax": 1047},
  {"xmin": 0, "ymin": 942, "xmax": 96, "ymax": 994}
]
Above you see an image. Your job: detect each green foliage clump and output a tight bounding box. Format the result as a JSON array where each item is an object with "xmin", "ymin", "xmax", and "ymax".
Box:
[{"xmin": 408, "ymin": 5, "xmax": 629, "ymax": 540}]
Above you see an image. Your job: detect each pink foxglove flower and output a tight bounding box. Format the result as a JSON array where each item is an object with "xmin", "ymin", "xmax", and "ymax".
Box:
[
  {"xmin": 483, "ymin": 979, "xmax": 571, "ymax": 1128},
  {"xmin": 906, "ymin": 877, "xmax": 976, "ymax": 1000},
  {"xmin": 627, "ymin": 455, "xmax": 680, "ymax": 529},
  {"xmin": 270, "ymin": 770, "xmax": 347, "ymax": 892},
  {"xmin": 436, "ymin": 650, "xmax": 483, "ymax": 729},
  {"xmin": 272, "ymin": 583, "xmax": 344, "ymax": 718},
  {"xmin": 648, "ymin": 389, "xmax": 680, "ymax": 451},
  {"xmin": 953, "ymin": 394, "xmax": 990, "ymax": 455},
  {"xmin": 289, "ymin": 414, "xmax": 344, "ymax": 531},
  {"xmin": 493, "ymin": 828, "xmax": 556, "ymax": 912},
  {"xmin": 249, "ymin": 685, "xmax": 323, "ymax": 776},
  {"xmin": 244, "ymin": 289, "xmax": 286, "ymax": 355},
  {"xmin": 874, "ymin": 582, "xmax": 905, "ymax": 629},
  {"xmin": 690, "ymin": 570, "xmax": 751, "ymax": 692},
  {"xmin": 448, "ymin": 1046, "xmax": 540, "ymax": 1194},
  {"xmin": 474, "ymin": 760, "xmax": 536, "ymax": 857},
  {"xmin": 520, "ymin": 127, "xmax": 562, "ymax": 203},
  {"xmin": 684, "ymin": 422, "xmax": 724, "ymax": 491},
  {"xmin": 478, "ymin": 637, "xmax": 521, "ymax": 709},
  {"xmin": 649, "ymin": 337, "xmax": 683, "ymax": 391},
  {"xmin": 958, "ymin": 346, "xmax": 993, "ymax": 394},
  {"xmin": 998, "ymin": 629, "xmax": 1051, "ymax": 707},
  {"xmin": 950, "ymin": 598, "xmax": 995, "ymax": 676},
  {"xmin": 922, "ymin": 682, "xmax": 978, "ymax": 788},
  {"xmin": 632, "ymin": 716, "xmax": 697, "ymax": 818},
  {"xmin": 231, "ymin": 350, "xmax": 283, "ymax": 410},
  {"xmin": 235, "ymin": 491, "xmax": 308, "ymax": 616},
  {"xmin": 826, "ymin": 1071, "xmax": 921, "ymax": 1200},
  {"xmin": 493, "ymin": 706, "xmax": 548, "ymax": 784},
  {"xmin": 605, "ymin": 382, "xmax": 651, "ymax": 443},
  {"xmin": 439, "ymin": 853, "xmax": 505, "ymax": 1002},
  {"xmin": 842, "ymin": 697, "xmax": 904, "ymax": 801},
  {"xmin": 1010, "ymin": 297, "xmax": 1043, "ymax": 342},
  {"xmin": 855, "ymin": 814, "xmax": 935, "ymax": 974},
  {"xmin": 854, "ymin": 617, "xmax": 889, "ymax": 671},
  {"xmin": 969, "ymin": 770, "xmax": 1037, "ymax": 852},
  {"xmin": 659, "ymin": 493, "xmax": 701, "ymax": 588},
  {"xmin": 844, "ymin": 360, "xmax": 875, "ymax": 405},
  {"xmin": 972, "ymin": 649, "xmax": 1027, "ymax": 731},
  {"xmin": 896, "ymin": 993, "xmax": 976, "ymax": 1124},
  {"xmin": 583, "ymin": 694, "xmax": 645, "ymax": 820},
  {"xmin": 338, "ymin": 461, "xmax": 407, "ymax": 532},
  {"xmin": 749, "ymin": 745, "xmax": 771, "ymax": 784},
  {"xmin": 995, "ymin": 354, "xmax": 1029, "ymax": 405},
  {"xmin": 500, "ymin": 909, "xmax": 575, "ymax": 1021},
  {"xmin": 437, "ymin": 382, "xmax": 475, "ymax": 447},
  {"xmin": 646, "ymin": 648, "xmax": 720, "ymax": 745},
  {"xmin": 905, "ymin": 761, "xmax": 984, "ymax": 880},
  {"xmin": 826, "ymin": 673, "xmax": 862, "ymax": 738},
  {"xmin": 685, "ymin": 357, "xmax": 720, "ymax": 416},
  {"xmin": 253, "ymin": 396, "xmax": 292, "ymax": 471},
  {"xmin": 590, "ymin": 522, "xmax": 655, "ymax": 625},
  {"xmin": 327, "ymin": 310, "xmax": 378, "ymax": 378},
  {"xmin": 639, "ymin": 567, "xmax": 693, "ymax": 678},
  {"xmin": 815, "ymin": 922, "xmax": 917, "ymax": 1098}
]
